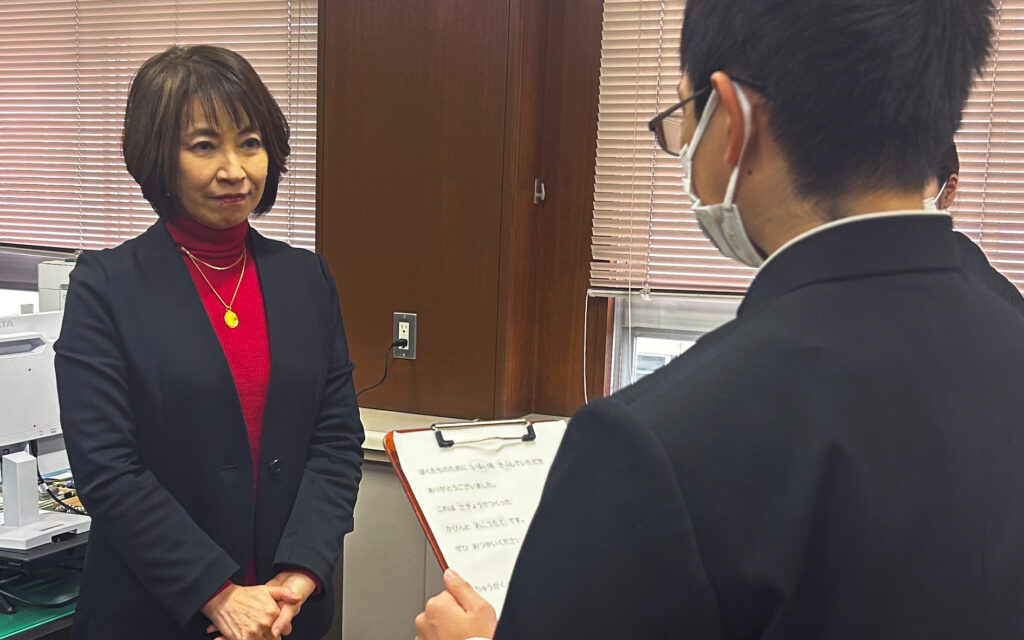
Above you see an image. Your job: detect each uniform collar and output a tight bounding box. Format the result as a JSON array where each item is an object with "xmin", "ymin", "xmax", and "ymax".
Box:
[{"xmin": 739, "ymin": 212, "xmax": 958, "ymax": 317}]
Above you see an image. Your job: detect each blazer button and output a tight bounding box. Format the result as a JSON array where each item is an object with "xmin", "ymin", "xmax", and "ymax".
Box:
[{"xmin": 269, "ymin": 459, "xmax": 282, "ymax": 474}]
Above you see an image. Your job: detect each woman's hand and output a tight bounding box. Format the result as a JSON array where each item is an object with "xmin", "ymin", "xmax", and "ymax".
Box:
[
  {"xmin": 202, "ymin": 583, "xmax": 301, "ymax": 640},
  {"xmin": 265, "ymin": 571, "xmax": 318, "ymax": 637}
]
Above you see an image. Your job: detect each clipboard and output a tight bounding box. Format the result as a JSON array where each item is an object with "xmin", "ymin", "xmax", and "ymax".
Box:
[{"xmin": 384, "ymin": 419, "xmax": 567, "ymax": 614}]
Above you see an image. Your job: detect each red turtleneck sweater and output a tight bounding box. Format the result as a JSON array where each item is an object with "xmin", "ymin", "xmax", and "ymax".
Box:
[
  {"xmin": 166, "ymin": 215, "xmax": 268, "ymax": 588},
  {"xmin": 166, "ymin": 215, "xmax": 270, "ymax": 489},
  {"xmin": 166, "ymin": 216, "xmax": 321, "ymax": 599}
]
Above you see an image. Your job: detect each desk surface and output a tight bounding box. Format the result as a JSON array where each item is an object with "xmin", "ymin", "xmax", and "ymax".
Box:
[
  {"xmin": 0, "ymin": 568, "xmax": 78, "ymax": 639},
  {"xmin": 358, "ymin": 409, "xmax": 565, "ymax": 453}
]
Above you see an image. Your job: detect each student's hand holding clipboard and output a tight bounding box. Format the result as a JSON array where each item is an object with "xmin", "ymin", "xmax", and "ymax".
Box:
[
  {"xmin": 386, "ymin": 419, "xmax": 568, "ymax": 618},
  {"xmin": 415, "ymin": 568, "xmax": 498, "ymax": 640}
]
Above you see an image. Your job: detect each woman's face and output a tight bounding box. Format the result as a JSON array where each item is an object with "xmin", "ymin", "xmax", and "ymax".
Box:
[{"xmin": 175, "ymin": 100, "xmax": 268, "ymax": 229}]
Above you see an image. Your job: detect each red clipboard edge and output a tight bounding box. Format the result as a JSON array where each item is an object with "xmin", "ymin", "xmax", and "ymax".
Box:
[{"xmin": 383, "ymin": 429, "xmax": 449, "ymax": 571}]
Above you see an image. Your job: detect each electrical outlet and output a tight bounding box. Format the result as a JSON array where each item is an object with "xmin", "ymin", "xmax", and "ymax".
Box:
[{"xmin": 393, "ymin": 312, "xmax": 417, "ymax": 359}]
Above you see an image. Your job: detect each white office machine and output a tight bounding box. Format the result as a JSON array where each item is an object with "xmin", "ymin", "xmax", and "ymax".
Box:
[
  {"xmin": 0, "ymin": 311, "xmax": 90, "ymax": 551},
  {"xmin": 0, "ymin": 452, "xmax": 90, "ymax": 551},
  {"xmin": 0, "ymin": 311, "xmax": 64, "ymax": 449},
  {"xmin": 38, "ymin": 259, "xmax": 75, "ymax": 312}
]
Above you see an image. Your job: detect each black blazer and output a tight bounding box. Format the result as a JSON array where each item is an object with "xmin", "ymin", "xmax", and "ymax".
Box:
[
  {"xmin": 954, "ymin": 231, "xmax": 1024, "ymax": 317},
  {"xmin": 54, "ymin": 223, "xmax": 364, "ymax": 639},
  {"xmin": 496, "ymin": 215, "xmax": 1024, "ymax": 639}
]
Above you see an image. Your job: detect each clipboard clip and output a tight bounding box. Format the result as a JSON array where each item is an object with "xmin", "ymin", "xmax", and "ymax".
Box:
[{"xmin": 432, "ymin": 419, "xmax": 536, "ymax": 448}]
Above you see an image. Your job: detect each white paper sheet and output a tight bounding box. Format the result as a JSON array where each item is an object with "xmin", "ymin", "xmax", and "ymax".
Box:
[{"xmin": 392, "ymin": 420, "xmax": 567, "ymax": 615}]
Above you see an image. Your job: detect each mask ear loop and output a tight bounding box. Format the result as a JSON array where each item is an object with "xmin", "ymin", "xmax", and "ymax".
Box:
[
  {"xmin": 683, "ymin": 90, "xmax": 721, "ymax": 203},
  {"xmin": 932, "ymin": 178, "xmax": 949, "ymax": 210},
  {"xmin": 721, "ymin": 83, "xmax": 754, "ymax": 207}
]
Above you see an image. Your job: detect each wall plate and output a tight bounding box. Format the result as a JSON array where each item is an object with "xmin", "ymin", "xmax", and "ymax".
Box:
[{"xmin": 393, "ymin": 312, "xmax": 417, "ymax": 360}]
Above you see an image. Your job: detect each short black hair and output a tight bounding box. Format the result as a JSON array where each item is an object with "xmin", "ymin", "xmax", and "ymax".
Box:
[
  {"xmin": 680, "ymin": 0, "xmax": 994, "ymax": 204},
  {"xmin": 936, "ymin": 142, "xmax": 960, "ymax": 186},
  {"xmin": 123, "ymin": 45, "xmax": 290, "ymax": 218}
]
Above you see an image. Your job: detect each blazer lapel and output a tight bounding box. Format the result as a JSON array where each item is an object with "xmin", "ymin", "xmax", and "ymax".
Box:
[
  {"xmin": 134, "ymin": 222, "xmax": 251, "ymax": 464},
  {"xmin": 247, "ymin": 230, "xmax": 318, "ymax": 483}
]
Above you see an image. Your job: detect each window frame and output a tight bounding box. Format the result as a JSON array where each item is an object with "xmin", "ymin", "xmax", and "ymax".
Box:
[{"xmin": 609, "ymin": 293, "xmax": 740, "ymax": 390}]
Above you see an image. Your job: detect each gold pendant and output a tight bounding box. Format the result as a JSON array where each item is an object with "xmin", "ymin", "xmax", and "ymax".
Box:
[{"xmin": 224, "ymin": 309, "xmax": 239, "ymax": 329}]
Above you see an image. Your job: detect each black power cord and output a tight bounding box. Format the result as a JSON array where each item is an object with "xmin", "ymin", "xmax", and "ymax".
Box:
[
  {"xmin": 37, "ymin": 474, "xmax": 88, "ymax": 516},
  {"xmin": 27, "ymin": 441, "xmax": 88, "ymax": 516},
  {"xmin": 0, "ymin": 585, "xmax": 77, "ymax": 609},
  {"xmin": 356, "ymin": 339, "xmax": 408, "ymax": 398},
  {"xmin": 0, "ymin": 566, "xmax": 82, "ymax": 613}
]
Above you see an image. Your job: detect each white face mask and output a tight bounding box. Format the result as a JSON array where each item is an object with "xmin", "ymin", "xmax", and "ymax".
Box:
[
  {"xmin": 923, "ymin": 179, "xmax": 949, "ymax": 211},
  {"xmin": 680, "ymin": 84, "xmax": 764, "ymax": 268}
]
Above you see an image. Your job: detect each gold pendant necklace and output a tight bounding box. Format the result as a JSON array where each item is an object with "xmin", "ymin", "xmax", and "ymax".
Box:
[
  {"xmin": 185, "ymin": 245, "xmax": 246, "ymax": 328},
  {"xmin": 179, "ymin": 245, "xmax": 244, "ymax": 271}
]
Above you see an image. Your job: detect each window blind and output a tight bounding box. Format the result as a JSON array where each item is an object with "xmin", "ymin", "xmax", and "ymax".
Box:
[
  {"xmin": 591, "ymin": 0, "xmax": 1024, "ymax": 294},
  {"xmin": 0, "ymin": 0, "xmax": 317, "ymax": 251},
  {"xmin": 952, "ymin": 2, "xmax": 1024, "ymax": 288}
]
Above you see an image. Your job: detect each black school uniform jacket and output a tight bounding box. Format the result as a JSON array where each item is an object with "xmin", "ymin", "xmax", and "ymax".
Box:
[{"xmin": 496, "ymin": 214, "xmax": 1024, "ymax": 640}]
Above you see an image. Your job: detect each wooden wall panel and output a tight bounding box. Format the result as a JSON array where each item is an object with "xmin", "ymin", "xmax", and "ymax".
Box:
[
  {"xmin": 319, "ymin": 0, "xmax": 510, "ymax": 418},
  {"xmin": 318, "ymin": 0, "xmax": 608, "ymax": 419},
  {"xmin": 492, "ymin": 0, "xmax": 548, "ymax": 418},
  {"xmin": 530, "ymin": 0, "xmax": 607, "ymax": 417}
]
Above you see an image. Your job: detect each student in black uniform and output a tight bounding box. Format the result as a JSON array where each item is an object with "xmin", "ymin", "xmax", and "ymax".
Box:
[
  {"xmin": 925, "ymin": 142, "xmax": 1024, "ymax": 315},
  {"xmin": 416, "ymin": 1, "xmax": 1024, "ymax": 639}
]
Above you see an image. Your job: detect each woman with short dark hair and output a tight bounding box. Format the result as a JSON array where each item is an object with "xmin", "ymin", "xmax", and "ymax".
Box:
[{"xmin": 55, "ymin": 45, "xmax": 363, "ymax": 640}]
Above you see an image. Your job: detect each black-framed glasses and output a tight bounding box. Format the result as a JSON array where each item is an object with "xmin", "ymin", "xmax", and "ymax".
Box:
[{"xmin": 647, "ymin": 77, "xmax": 763, "ymax": 157}]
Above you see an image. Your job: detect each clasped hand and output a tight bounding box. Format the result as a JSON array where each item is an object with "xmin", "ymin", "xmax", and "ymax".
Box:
[{"xmin": 201, "ymin": 572, "xmax": 317, "ymax": 640}]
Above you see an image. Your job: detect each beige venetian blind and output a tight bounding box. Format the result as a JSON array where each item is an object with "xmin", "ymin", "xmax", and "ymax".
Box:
[
  {"xmin": 591, "ymin": 0, "xmax": 1024, "ymax": 294},
  {"xmin": 0, "ymin": 0, "xmax": 317, "ymax": 251},
  {"xmin": 591, "ymin": 0, "xmax": 754, "ymax": 294},
  {"xmin": 952, "ymin": 1, "xmax": 1024, "ymax": 288}
]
